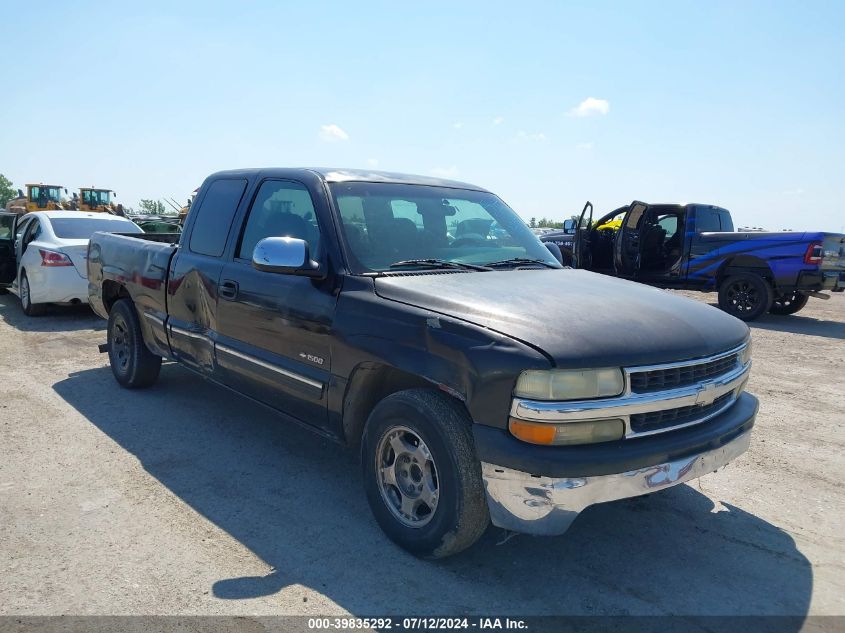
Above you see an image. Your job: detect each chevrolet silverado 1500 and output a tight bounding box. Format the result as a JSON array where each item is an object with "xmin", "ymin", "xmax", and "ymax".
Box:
[{"xmin": 88, "ymin": 169, "xmax": 758, "ymax": 557}]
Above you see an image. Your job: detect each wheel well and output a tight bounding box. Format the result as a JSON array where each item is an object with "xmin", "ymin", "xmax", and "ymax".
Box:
[
  {"xmin": 102, "ymin": 280, "xmax": 130, "ymax": 312},
  {"xmin": 342, "ymin": 364, "xmax": 447, "ymax": 448},
  {"xmin": 716, "ymin": 255, "xmax": 773, "ymax": 285}
]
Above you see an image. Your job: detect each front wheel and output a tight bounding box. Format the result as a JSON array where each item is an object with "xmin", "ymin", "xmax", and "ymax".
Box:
[
  {"xmin": 20, "ymin": 271, "xmax": 46, "ymax": 316},
  {"xmin": 769, "ymin": 291, "xmax": 809, "ymax": 315},
  {"xmin": 108, "ymin": 299, "xmax": 162, "ymax": 388},
  {"xmin": 718, "ymin": 273, "xmax": 773, "ymax": 321},
  {"xmin": 361, "ymin": 389, "xmax": 489, "ymax": 559}
]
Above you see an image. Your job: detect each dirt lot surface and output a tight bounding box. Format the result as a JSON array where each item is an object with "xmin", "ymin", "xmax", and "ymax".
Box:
[{"xmin": 0, "ymin": 290, "xmax": 843, "ymax": 617}]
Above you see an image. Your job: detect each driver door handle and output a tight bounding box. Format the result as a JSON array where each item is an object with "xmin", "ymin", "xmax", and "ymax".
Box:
[{"xmin": 219, "ymin": 280, "xmax": 239, "ymax": 300}]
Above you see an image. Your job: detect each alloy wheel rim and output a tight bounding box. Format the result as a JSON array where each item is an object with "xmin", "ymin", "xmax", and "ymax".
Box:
[
  {"xmin": 773, "ymin": 291, "xmax": 800, "ymax": 308},
  {"xmin": 112, "ymin": 315, "xmax": 131, "ymax": 373},
  {"xmin": 375, "ymin": 425, "xmax": 439, "ymax": 528},
  {"xmin": 726, "ymin": 280, "xmax": 759, "ymax": 313}
]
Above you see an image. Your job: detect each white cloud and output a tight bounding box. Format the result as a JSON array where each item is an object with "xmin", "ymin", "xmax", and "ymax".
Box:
[
  {"xmin": 430, "ymin": 165, "xmax": 459, "ymax": 178},
  {"xmin": 576, "ymin": 142, "xmax": 594, "ymax": 150},
  {"xmin": 366, "ymin": 158, "xmax": 379, "ymax": 168},
  {"xmin": 319, "ymin": 124, "xmax": 349, "ymax": 142},
  {"xmin": 452, "ymin": 121, "xmax": 464, "ymax": 129},
  {"xmin": 568, "ymin": 97, "xmax": 610, "ymax": 117},
  {"xmin": 515, "ymin": 130, "xmax": 548, "ymax": 143},
  {"xmin": 492, "ymin": 116, "xmax": 504, "ymax": 125},
  {"xmin": 782, "ymin": 188, "xmax": 804, "ymax": 196}
]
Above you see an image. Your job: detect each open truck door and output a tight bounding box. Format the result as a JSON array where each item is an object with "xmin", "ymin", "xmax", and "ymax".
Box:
[
  {"xmin": 568, "ymin": 201, "xmax": 593, "ymax": 268},
  {"xmin": 613, "ymin": 201, "xmax": 649, "ymax": 278},
  {"xmin": 0, "ymin": 213, "xmax": 17, "ymax": 288}
]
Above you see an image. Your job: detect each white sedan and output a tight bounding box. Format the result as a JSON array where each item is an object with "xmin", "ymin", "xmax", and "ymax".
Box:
[{"xmin": 0, "ymin": 211, "xmax": 142, "ymax": 316}]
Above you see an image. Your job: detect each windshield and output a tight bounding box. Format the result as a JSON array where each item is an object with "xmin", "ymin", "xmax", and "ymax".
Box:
[
  {"xmin": 50, "ymin": 217, "xmax": 142, "ymax": 239},
  {"xmin": 329, "ymin": 182, "xmax": 560, "ymax": 273},
  {"xmin": 83, "ymin": 190, "xmax": 111, "ymax": 205},
  {"xmin": 29, "ymin": 186, "xmax": 62, "ymax": 203}
]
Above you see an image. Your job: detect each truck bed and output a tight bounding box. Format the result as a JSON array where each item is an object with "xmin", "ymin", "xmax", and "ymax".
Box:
[{"xmin": 87, "ymin": 231, "xmax": 179, "ymax": 334}]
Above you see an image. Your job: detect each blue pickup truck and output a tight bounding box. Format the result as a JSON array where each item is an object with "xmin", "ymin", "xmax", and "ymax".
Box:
[{"xmin": 541, "ymin": 201, "xmax": 845, "ymax": 320}]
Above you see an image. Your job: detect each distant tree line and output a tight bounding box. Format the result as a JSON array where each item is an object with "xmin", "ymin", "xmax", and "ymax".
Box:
[{"xmin": 529, "ymin": 216, "xmax": 579, "ymax": 229}]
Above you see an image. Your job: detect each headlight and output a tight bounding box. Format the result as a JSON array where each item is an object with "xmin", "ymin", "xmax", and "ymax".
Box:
[
  {"xmin": 509, "ymin": 417, "xmax": 625, "ymax": 446},
  {"xmin": 514, "ymin": 368, "xmax": 624, "ymax": 401},
  {"xmin": 739, "ymin": 339, "xmax": 752, "ymax": 366}
]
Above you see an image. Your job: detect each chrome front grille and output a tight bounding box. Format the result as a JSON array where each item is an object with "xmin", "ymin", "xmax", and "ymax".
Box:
[
  {"xmin": 629, "ymin": 353, "xmax": 739, "ymax": 393},
  {"xmin": 510, "ymin": 343, "xmax": 751, "ymax": 439},
  {"xmin": 629, "ymin": 392, "xmax": 733, "ymax": 434}
]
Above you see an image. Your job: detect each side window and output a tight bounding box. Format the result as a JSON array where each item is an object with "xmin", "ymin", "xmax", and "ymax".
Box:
[
  {"xmin": 188, "ymin": 179, "xmax": 247, "ymax": 257},
  {"xmin": 0, "ymin": 215, "xmax": 14, "ymax": 240},
  {"xmin": 696, "ymin": 209, "xmax": 721, "ymax": 232},
  {"xmin": 657, "ymin": 214, "xmax": 679, "ymax": 239},
  {"xmin": 25, "ymin": 219, "xmax": 41, "ymax": 243},
  {"xmin": 595, "ymin": 210, "xmax": 625, "ymax": 231},
  {"xmin": 238, "ymin": 180, "xmax": 320, "ymax": 260},
  {"xmin": 718, "ymin": 211, "xmax": 734, "ymax": 232},
  {"xmin": 15, "ymin": 219, "xmax": 30, "ymax": 241}
]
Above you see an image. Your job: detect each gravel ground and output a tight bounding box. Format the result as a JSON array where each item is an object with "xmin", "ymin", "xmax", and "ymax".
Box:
[{"xmin": 0, "ymin": 289, "xmax": 843, "ymax": 617}]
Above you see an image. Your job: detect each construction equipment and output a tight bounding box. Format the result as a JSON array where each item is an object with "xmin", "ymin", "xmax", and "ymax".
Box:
[
  {"xmin": 71, "ymin": 187, "xmax": 125, "ymax": 215},
  {"xmin": 4, "ymin": 184, "xmax": 68, "ymax": 214}
]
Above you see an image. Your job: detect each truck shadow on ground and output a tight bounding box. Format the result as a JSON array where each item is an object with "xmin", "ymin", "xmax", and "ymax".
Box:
[
  {"xmin": 748, "ymin": 313, "xmax": 845, "ymax": 341},
  {"xmin": 53, "ymin": 365, "xmax": 812, "ymax": 618},
  {"xmin": 0, "ymin": 293, "xmax": 104, "ymax": 333},
  {"xmin": 699, "ymin": 299, "xmax": 845, "ymax": 340}
]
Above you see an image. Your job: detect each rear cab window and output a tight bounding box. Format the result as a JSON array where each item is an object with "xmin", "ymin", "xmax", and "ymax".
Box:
[
  {"xmin": 695, "ymin": 208, "xmax": 721, "ymax": 232},
  {"xmin": 189, "ymin": 179, "xmax": 248, "ymax": 257}
]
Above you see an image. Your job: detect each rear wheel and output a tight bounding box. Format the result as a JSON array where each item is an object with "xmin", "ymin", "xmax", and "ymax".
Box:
[
  {"xmin": 20, "ymin": 271, "xmax": 46, "ymax": 316},
  {"xmin": 718, "ymin": 272, "xmax": 773, "ymax": 321},
  {"xmin": 769, "ymin": 291, "xmax": 809, "ymax": 315},
  {"xmin": 361, "ymin": 389, "xmax": 489, "ymax": 559},
  {"xmin": 108, "ymin": 299, "xmax": 162, "ymax": 388}
]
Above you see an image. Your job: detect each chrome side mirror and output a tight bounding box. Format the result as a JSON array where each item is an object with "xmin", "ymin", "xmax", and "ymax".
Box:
[{"xmin": 252, "ymin": 237, "xmax": 322, "ymax": 277}]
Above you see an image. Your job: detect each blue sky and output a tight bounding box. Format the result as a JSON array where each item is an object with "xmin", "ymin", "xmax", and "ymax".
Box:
[{"xmin": 2, "ymin": 0, "xmax": 843, "ymax": 231}]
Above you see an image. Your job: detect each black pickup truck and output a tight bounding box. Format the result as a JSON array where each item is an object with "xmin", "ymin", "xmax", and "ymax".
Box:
[
  {"xmin": 542, "ymin": 202, "xmax": 845, "ymax": 320},
  {"xmin": 88, "ymin": 169, "xmax": 758, "ymax": 558}
]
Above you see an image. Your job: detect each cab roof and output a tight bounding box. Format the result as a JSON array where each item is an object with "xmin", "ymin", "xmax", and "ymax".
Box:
[{"xmin": 205, "ymin": 167, "xmax": 491, "ymax": 193}]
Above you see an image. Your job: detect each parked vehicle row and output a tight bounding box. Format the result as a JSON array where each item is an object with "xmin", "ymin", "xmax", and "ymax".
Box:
[
  {"xmin": 541, "ymin": 201, "xmax": 845, "ymax": 320},
  {"xmin": 87, "ymin": 168, "xmax": 758, "ymax": 558}
]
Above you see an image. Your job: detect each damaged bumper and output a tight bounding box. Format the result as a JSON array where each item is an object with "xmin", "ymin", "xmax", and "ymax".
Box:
[
  {"xmin": 475, "ymin": 392, "xmax": 758, "ymax": 536},
  {"xmin": 481, "ymin": 431, "xmax": 751, "ymax": 535}
]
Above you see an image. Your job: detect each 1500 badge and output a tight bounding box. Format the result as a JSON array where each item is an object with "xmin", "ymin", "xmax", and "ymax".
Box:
[{"xmin": 299, "ymin": 352, "xmax": 324, "ymax": 365}]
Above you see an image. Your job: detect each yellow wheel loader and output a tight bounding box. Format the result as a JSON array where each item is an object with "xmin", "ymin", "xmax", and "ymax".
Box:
[{"xmin": 4, "ymin": 184, "xmax": 68, "ymax": 214}]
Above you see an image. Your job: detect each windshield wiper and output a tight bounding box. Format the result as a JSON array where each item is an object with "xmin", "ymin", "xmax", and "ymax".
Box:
[
  {"xmin": 483, "ymin": 257, "xmax": 558, "ymax": 269},
  {"xmin": 389, "ymin": 258, "xmax": 492, "ymax": 272}
]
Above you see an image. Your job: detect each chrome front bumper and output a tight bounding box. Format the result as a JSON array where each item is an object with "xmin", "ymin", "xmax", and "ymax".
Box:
[{"xmin": 481, "ymin": 430, "xmax": 751, "ymax": 536}]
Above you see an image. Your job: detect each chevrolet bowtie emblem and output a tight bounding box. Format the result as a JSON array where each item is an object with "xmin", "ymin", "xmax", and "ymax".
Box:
[{"xmin": 695, "ymin": 382, "xmax": 718, "ymax": 406}]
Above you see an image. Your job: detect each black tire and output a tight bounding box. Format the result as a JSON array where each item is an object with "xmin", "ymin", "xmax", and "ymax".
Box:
[
  {"xmin": 19, "ymin": 271, "xmax": 47, "ymax": 316},
  {"xmin": 361, "ymin": 389, "xmax": 489, "ymax": 559},
  {"xmin": 769, "ymin": 291, "xmax": 809, "ymax": 315},
  {"xmin": 107, "ymin": 299, "xmax": 162, "ymax": 388},
  {"xmin": 718, "ymin": 272, "xmax": 773, "ymax": 321}
]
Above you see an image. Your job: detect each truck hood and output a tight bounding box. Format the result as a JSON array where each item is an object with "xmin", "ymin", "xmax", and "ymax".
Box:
[{"xmin": 374, "ymin": 269, "xmax": 749, "ymax": 368}]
